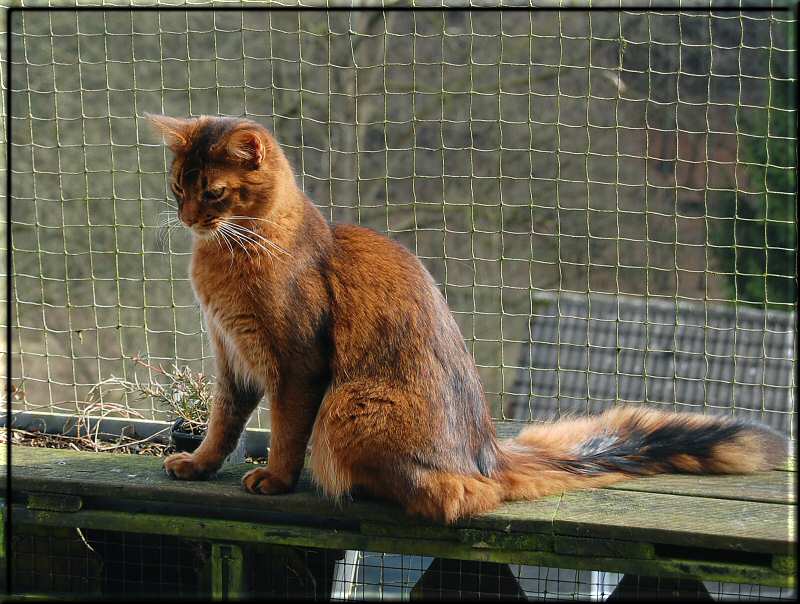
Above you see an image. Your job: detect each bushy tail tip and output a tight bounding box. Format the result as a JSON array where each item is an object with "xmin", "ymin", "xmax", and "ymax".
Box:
[
  {"xmin": 511, "ymin": 407, "xmax": 789, "ymax": 477},
  {"xmin": 492, "ymin": 407, "xmax": 789, "ymax": 504}
]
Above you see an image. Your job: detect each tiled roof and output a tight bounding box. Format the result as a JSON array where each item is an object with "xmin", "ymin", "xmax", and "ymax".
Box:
[{"xmin": 505, "ymin": 293, "xmax": 796, "ymax": 435}]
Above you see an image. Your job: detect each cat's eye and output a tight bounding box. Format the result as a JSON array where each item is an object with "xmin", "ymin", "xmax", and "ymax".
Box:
[{"xmin": 204, "ymin": 186, "xmax": 226, "ymax": 201}]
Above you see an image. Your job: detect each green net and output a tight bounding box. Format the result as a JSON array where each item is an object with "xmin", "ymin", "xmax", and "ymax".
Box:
[{"xmin": 3, "ymin": 3, "xmax": 797, "ymax": 436}]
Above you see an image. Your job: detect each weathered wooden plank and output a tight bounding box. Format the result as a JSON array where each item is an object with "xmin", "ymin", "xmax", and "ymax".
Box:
[
  {"xmin": 9, "ymin": 505, "xmax": 552, "ymax": 568},
  {"xmin": 0, "ymin": 502, "xmax": 4, "ymax": 561},
  {"xmin": 360, "ymin": 521, "xmax": 554, "ymax": 553},
  {"xmin": 467, "ymin": 498, "xmax": 561, "ymax": 534},
  {"xmin": 3, "ymin": 446, "xmax": 389, "ymax": 527},
  {"xmin": 554, "ymin": 535, "xmax": 655, "ymax": 560},
  {"xmin": 606, "ymin": 471, "xmax": 795, "ymax": 504},
  {"xmin": 2, "ymin": 445, "xmax": 795, "ymax": 555},
  {"xmin": 494, "ymin": 421, "xmax": 528, "ymax": 440},
  {"xmin": 210, "ymin": 543, "xmax": 245, "ymax": 600},
  {"xmin": 26, "ymin": 492, "xmax": 83, "ymax": 512},
  {"xmin": 0, "ymin": 445, "xmax": 559, "ymax": 534},
  {"xmin": 772, "ymin": 555, "xmax": 796, "ymax": 574},
  {"xmin": 554, "ymin": 488, "xmax": 795, "ymax": 554},
  {"xmin": 10, "ymin": 506, "xmax": 793, "ymax": 588}
]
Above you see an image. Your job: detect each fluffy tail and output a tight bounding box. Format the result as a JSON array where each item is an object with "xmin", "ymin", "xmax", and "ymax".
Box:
[
  {"xmin": 397, "ymin": 408, "xmax": 787, "ymax": 523},
  {"xmin": 495, "ymin": 407, "xmax": 789, "ymax": 502}
]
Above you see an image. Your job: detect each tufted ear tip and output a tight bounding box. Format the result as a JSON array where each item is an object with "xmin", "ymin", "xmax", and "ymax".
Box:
[
  {"xmin": 144, "ymin": 113, "xmax": 194, "ymax": 152},
  {"xmin": 225, "ymin": 127, "xmax": 266, "ymax": 168}
]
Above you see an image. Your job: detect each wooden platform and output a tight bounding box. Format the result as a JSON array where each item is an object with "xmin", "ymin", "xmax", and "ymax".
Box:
[{"xmin": 1, "ymin": 440, "xmax": 795, "ymax": 594}]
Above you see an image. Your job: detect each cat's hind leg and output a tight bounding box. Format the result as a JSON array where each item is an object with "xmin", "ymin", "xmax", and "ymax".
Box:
[
  {"xmin": 399, "ymin": 470, "xmax": 504, "ymax": 524},
  {"xmin": 308, "ymin": 384, "xmax": 504, "ymax": 523},
  {"xmin": 306, "ymin": 385, "xmax": 366, "ymax": 500}
]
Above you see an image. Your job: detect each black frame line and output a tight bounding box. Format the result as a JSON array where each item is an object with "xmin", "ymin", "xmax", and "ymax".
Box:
[{"xmin": 4, "ymin": 1, "xmax": 799, "ymax": 599}]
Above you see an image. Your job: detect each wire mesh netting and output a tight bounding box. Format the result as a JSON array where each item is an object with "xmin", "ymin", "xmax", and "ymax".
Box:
[
  {"xmin": 6, "ymin": 528, "xmax": 798, "ymax": 601},
  {"xmin": 11, "ymin": 527, "xmax": 209, "ymax": 598},
  {"xmin": 3, "ymin": 5, "xmax": 797, "ymax": 435}
]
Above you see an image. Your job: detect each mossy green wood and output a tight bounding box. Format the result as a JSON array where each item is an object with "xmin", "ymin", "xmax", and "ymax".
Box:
[
  {"xmin": 604, "ymin": 471, "xmax": 795, "ymax": 504},
  {"xmin": 26, "ymin": 493, "xmax": 83, "ymax": 512},
  {"xmin": 554, "ymin": 488, "xmax": 795, "ymax": 554},
  {"xmin": 3, "ymin": 445, "xmax": 793, "ymax": 545},
  {"xmin": 10, "ymin": 505, "xmax": 561, "ymax": 561},
  {"xmin": 553, "ymin": 535, "xmax": 655, "ymax": 559},
  {"xmin": 2, "ymin": 444, "xmax": 795, "ymax": 587},
  {"xmin": 210, "ymin": 543, "xmax": 244, "ymax": 601},
  {"xmin": 1, "ymin": 446, "xmax": 559, "ymax": 534},
  {"xmin": 10, "ymin": 506, "xmax": 793, "ymax": 588}
]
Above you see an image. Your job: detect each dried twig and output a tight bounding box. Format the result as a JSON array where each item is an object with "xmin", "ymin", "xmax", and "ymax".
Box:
[
  {"xmin": 2, "ymin": 427, "xmax": 170, "ymax": 456},
  {"xmin": 85, "ymin": 355, "xmax": 215, "ymax": 436},
  {"xmin": 8, "ymin": 355, "xmax": 215, "ymax": 456}
]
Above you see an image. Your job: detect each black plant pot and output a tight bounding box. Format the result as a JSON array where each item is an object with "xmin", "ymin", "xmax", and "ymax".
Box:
[{"xmin": 170, "ymin": 417, "xmax": 247, "ymax": 464}]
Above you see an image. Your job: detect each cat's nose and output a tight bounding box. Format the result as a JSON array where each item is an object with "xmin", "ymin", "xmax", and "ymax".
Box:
[{"xmin": 178, "ymin": 205, "xmax": 200, "ymax": 227}]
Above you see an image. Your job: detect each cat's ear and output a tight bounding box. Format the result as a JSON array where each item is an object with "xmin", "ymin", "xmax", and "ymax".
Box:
[
  {"xmin": 224, "ymin": 127, "xmax": 266, "ymax": 167},
  {"xmin": 144, "ymin": 113, "xmax": 193, "ymax": 153}
]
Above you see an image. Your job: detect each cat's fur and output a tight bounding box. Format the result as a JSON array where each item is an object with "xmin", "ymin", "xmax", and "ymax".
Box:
[{"xmin": 150, "ymin": 114, "xmax": 788, "ymax": 523}]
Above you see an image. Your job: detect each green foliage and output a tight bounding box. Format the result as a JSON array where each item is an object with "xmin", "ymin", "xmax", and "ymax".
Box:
[{"xmin": 709, "ymin": 83, "xmax": 797, "ymax": 308}]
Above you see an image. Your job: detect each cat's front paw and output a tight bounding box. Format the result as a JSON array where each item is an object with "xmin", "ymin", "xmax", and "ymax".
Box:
[
  {"xmin": 242, "ymin": 467, "xmax": 292, "ymax": 495},
  {"xmin": 163, "ymin": 452, "xmax": 215, "ymax": 480}
]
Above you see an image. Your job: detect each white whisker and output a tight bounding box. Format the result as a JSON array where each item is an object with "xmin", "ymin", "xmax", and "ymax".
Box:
[
  {"xmin": 154, "ymin": 209, "xmax": 184, "ymax": 251},
  {"xmin": 219, "ymin": 223, "xmax": 258, "ymax": 262},
  {"xmin": 222, "ymin": 220, "xmax": 291, "ymax": 257},
  {"xmin": 157, "ymin": 211, "xmax": 180, "ymax": 228},
  {"xmin": 217, "ymin": 227, "xmax": 236, "ymax": 258},
  {"xmin": 212, "ymin": 228, "xmax": 236, "ymax": 269},
  {"xmin": 220, "ymin": 222, "xmax": 278, "ymax": 263},
  {"xmin": 225, "ymin": 216, "xmax": 291, "ymax": 250}
]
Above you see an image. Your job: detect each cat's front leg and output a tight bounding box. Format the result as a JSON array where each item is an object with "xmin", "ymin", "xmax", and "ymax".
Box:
[
  {"xmin": 164, "ymin": 377, "xmax": 263, "ymax": 480},
  {"xmin": 242, "ymin": 382, "xmax": 322, "ymax": 495}
]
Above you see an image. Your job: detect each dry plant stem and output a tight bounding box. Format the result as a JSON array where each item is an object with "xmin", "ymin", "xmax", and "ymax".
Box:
[
  {"xmin": 3, "ymin": 428, "xmax": 171, "ymax": 456},
  {"xmin": 18, "ymin": 355, "xmax": 218, "ymax": 455},
  {"xmin": 87, "ymin": 355, "xmax": 215, "ymax": 435}
]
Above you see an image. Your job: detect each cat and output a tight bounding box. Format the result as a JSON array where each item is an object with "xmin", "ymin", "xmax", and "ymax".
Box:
[{"xmin": 148, "ymin": 114, "xmax": 788, "ymax": 524}]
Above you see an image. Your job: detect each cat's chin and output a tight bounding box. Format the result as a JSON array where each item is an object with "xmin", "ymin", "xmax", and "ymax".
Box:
[{"xmin": 190, "ymin": 225, "xmax": 219, "ymax": 240}]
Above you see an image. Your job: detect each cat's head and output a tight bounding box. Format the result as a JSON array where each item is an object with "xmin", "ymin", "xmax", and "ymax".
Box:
[{"xmin": 146, "ymin": 114, "xmax": 289, "ymax": 238}]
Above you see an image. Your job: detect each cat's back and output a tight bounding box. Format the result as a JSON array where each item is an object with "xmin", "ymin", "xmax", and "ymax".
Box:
[
  {"xmin": 327, "ymin": 223, "xmax": 496, "ymax": 473},
  {"xmin": 327, "ymin": 223, "xmax": 469, "ymax": 379},
  {"xmin": 329, "ymin": 223, "xmax": 440, "ymax": 304}
]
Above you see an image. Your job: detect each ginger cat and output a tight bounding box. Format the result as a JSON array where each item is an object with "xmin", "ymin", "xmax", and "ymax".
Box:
[{"xmin": 149, "ymin": 114, "xmax": 787, "ymax": 523}]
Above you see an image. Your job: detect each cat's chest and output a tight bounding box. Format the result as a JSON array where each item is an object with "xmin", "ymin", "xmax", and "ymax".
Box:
[
  {"xmin": 191, "ymin": 257, "xmax": 276, "ymax": 336},
  {"xmin": 192, "ymin": 274, "xmax": 274, "ymax": 335},
  {"xmin": 191, "ymin": 249, "xmax": 279, "ymax": 312},
  {"xmin": 192, "ymin": 271, "xmax": 279, "ymax": 383},
  {"xmin": 188, "ymin": 248, "xmax": 314, "ymax": 364}
]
